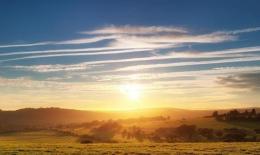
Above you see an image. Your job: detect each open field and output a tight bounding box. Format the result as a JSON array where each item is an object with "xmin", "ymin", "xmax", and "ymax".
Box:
[
  {"xmin": 1, "ymin": 141, "xmax": 260, "ymax": 154},
  {"xmin": 0, "ymin": 109, "xmax": 260, "ymax": 154},
  {"xmin": 0, "ymin": 131, "xmax": 260, "ymax": 154}
]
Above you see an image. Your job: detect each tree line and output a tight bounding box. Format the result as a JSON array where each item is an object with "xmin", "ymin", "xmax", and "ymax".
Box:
[
  {"xmin": 78, "ymin": 121, "xmax": 260, "ymax": 143},
  {"xmin": 212, "ymin": 109, "xmax": 260, "ymax": 121}
]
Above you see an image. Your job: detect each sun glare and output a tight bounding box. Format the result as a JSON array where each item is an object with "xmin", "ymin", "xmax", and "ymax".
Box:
[{"xmin": 120, "ymin": 83, "xmax": 142, "ymax": 101}]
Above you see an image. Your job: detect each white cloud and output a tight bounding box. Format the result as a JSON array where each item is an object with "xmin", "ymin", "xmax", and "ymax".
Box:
[
  {"xmin": 1, "ymin": 26, "xmax": 259, "ymax": 63},
  {"xmin": 0, "ymin": 42, "xmax": 51, "ymax": 48},
  {"xmin": 82, "ymin": 25, "xmax": 188, "ymax": 35},
  {"xmin": 88, "ymin": 66, "xmax": 260, "ymax": 84},
  {"xmin": 217, "ymin": 27, "xmax": 260, "ymax": 35},
  {"xmin": 11, "ymin": 64, "xmax": 96, "ymax": 72},
  {"xmin": 1, "ymin": 48, "xmax": 152, "ymax": 63},
  {"xmin": 1, "ymin": 25, "xmax": 257, "ymax": 50},
  {"xmin": 117, "ymin": 56, "xmax": 260, "ymax": 71},
  {"xmin": 54, "ymin": 35, "xmax": 117, "ymax": 44},
  {"xmin": 0, "ymin": 76, "xmax": 119, "ymax": 93},
  {"xmin": 6, "ymin": 46, "xmax": 260, "ymax": 73},
  {"xmin": 0, "ymin": 36, "xmax": 115, "ymax": 49}
]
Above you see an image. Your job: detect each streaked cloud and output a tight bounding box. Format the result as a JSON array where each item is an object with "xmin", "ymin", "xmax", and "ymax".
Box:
[
  {"xmin": 217, "ymin": 27, "xmax": 260, "ymax": 35},
  {"xmin": 117, "ymin": 56, "xmax": 260, "ymax": 71},
  {"xmin": 81, "ymin": 25, "xmax": 188, "ymax": 35},
  {"xmin": 2, "ymin": 25, "xmax": 258, "ymax": 50},
  {"xmin": 0, "ymin": 36, "xmax": 116, "ymax": 48},
  {"xmin": 4, "ymin": 45, "xmax": 260, "ymax": 73},
  {"xmin": 1, "ymin": 25, "xmax": 260, "ymax": 110},
  {"xmin": 0, "ymin": 42, "xmax": 51, "ymax": 48},
  {"xmin": 10, "ymin": 64, "xmax": 98, "ymax": 72},
  {"xmin": 217, "ymin": 72, "xmax": 260, "ymax": 91},
  {"xmin": 0, "ymin": 48, "xmax": 152, "ymax": 62}
]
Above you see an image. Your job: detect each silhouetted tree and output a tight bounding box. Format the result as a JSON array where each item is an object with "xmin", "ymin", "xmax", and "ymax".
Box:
[
  {"xmin": 251, "ymin": 109, "xmax": 256, "ymax": 115},
  {"xmin": 223, "ymin": 128, "xmax": 247, "ymax": 142},
  {"xmin": 215, "ymin": 130, "xmax": 223, "ymax": 139},
  {"xmin": 198, "ymin": 128, "xmax": 214, "ymax": 140},
  {"xmin": 175, "ymin": 124, "xmax": 196, "ymax": 141},
  {"xmin": 90, "ymin": 121, "xmax": 122, "ymax": 142},
  {"xmin": 212, "ymin": 111, "xmax": 219, "ymax": 117},
  {"xmin": 214, "ymin": 109, "xmax": 259, "ymax": 122}
]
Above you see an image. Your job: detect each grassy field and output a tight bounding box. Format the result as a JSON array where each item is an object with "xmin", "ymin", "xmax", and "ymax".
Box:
[
  {"xmin": 1, "ymin": 142, "xmax": 260, "ymax": 155},
  {"xmin": 117, "ymin": 117, "xmax": 260, "ymax": 133},
  {"xmin": 0, "ymin": 117, "xmax": 259, "ymax": 154},
  {"xmin": 0, "ymin": 131, "xmax": 260, "ymax": 154}
]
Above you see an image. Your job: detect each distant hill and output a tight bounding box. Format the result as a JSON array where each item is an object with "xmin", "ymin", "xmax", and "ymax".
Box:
[
  {"xmin": 0, "ymin": 107, "xmax": 259, "ymax": 127},
  {"xmin": 0, "ymin": 108, "xmax": 114, "ymax": 126}
]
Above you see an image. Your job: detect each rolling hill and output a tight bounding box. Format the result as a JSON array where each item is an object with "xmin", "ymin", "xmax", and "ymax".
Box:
[{"xmin": 0, "ymin": 107, "xmax": 259, "ymax": 127}]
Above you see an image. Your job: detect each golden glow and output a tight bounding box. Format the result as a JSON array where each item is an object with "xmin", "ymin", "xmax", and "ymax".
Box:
[{"xmin": 120, "ymin": 83, "xmax": 142, "ymax": 101}]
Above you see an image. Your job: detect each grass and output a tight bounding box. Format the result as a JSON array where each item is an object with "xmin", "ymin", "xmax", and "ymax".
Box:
[
  {"xmin": 0, "ymin": 131, "xmax": 260, "ymax": 154},
  {"xmin": 1, "ymin": 141, "xmax": 260, "ymax": 154}
]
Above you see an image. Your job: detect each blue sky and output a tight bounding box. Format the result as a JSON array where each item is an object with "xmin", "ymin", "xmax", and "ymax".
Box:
[
  {"xmin": 0, "ymin": 0, "xmax": 260, "ymax": 110},
  {"xmin": 1, "ymin": 0, "xmax": 260, "ymax": 42}
]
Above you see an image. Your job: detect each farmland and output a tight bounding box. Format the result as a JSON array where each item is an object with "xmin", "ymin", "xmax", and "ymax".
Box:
[
  {"xmin": 1, "ymin": 108, "xmax": 260, "ymax": 154},
  {"xmin": 0, "ymin": 131, "xmax": 260, "ymax": 154}
]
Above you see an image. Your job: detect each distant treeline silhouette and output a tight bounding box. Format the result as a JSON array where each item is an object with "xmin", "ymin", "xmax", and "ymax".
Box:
[
  {"xmin": 78, "ymin": 122, "xmax": 260, "ymax": 143},
  {"xmin": 212, "ymin": 109, "xmax": 260, "ymax": 121}
]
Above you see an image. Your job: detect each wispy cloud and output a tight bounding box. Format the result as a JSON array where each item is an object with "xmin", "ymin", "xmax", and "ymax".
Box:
[
  {"xmin": 101, "ymin": 25, "xmax": 239, "ymax": 49},
  {"xmin": 2, "ymin": 25, "xmax": 258, "ymax": 50},
  {"xmin": 0, "ymin": 47, "xmax": 132, "ymax": 57},
  {"xmin": 90, "ymin": 66, "xmax": 260, "ymax": 82},
  {"xmin": 0, "ymin": 36, "xmax": 116, "ymax": 48},
  {"xmin": 11, "ymin": 64, "xmax": 98, "ymax": 72},
  {"xmin": 1, "ymin": 25, "xmax": 259, "ymax": 67},
  {"xmin": 217, "ymin": 72, "xmax": 260, "ymax": 91},
  {"xmin": 185, "ymin": 46, "xmax": 260, "ymax": 56},
  {"xmin": 217, "ymin": 27, "xmax": 260, "ymax": 35},
  {"xmin": 81, "ymin": 25, "xmax": 188, "ymax": 35},
  {"xmin": 0, "ymin": 76, "xmax": 118, "ymax": 92},
  {"xmin": 83, "ymin": 26, "xmax": 260, "ymax": 50},
  {"xmin": 0, "ymin": 42, "xmax": 51, "ymax": 48},
  {"xmin": 1, "ymin": 25, "xmax": 260, "ymax": 100},
  {"xmin": 5, "ymin": 45, "xmax": 260, "ymax": 73},
  {"xmin": 3, "ymin": 66, "xmax": 260, "ymax": 96},
  {"xmin": 117, "ymin": 56, "xmax": 260, "ymax": 71},
  {"xmin": 0, "ymin": 48, "xmax": 152, "ymax": 63}
]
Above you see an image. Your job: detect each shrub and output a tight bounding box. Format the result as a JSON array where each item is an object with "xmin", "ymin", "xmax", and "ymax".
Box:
[
  {"xmin": 198, "ymin": 128, "xmax": 214, "ymax": 139},
  {"xmin": 78, "ymin": 134, "xmax": 94, "ymax": 143},
  {"xmin": 223, "ymin": 128, "xmax": 247, "ymax": 142},
  {"xmin": 90, "ymin": 121, "xmax": 122, "ymax": 142}
]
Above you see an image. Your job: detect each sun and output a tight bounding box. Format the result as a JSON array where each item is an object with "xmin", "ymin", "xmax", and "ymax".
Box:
[{"xmin": 120, "ymin": 83, "xmax": 142, "ymax": 100}]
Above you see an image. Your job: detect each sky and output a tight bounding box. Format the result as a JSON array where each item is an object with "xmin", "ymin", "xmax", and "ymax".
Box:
[{"xmin": 0, "ymin": 0, "xmax": 260, "ymax": 110}]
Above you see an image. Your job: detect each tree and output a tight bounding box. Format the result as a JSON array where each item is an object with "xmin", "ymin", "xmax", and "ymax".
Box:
[
  {"xmin": 175, "ymin": 124, "xmax": 196, "ymax": 141},
  {"xmin": 90, "ymin": 121, "xmax": 122, "ymax": 142},
  {"xmin": 212, "ymin": 111, "xmax": 219, "ymax": 117},
  {"xmin": 251, "ymin": 109, "xmax": 256, "ymax": 116},
  {"xmin": 198, "ymin": 128, "xmax": 214, "ymax": 140},
  {"xmin": 223, "ymin": 128, "xmax": 247, "ymax": 142}
]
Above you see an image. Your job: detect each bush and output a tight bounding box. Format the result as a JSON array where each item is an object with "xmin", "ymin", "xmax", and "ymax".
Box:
[
  {"xmin": 90, "ymin": 121, "xmax": 122, "ymax": 142},
  {"xmin": 223, "ymin": 128, "xmax": 247, "ymax": 142},
  {"xmin": 254, "ymin": 129, "xmax": 260, "ymax": 134},
  {"xmin": 78, "ymin": 134, "xmax": 94, "ymax": 143},
  {"xmin": 198, "ymin": 128, "xmax": 214, "ymax": 140},
  {"xmin": 175, "ymin": 124, "xmax": 197, "ymax": 141}
]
